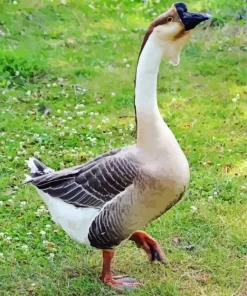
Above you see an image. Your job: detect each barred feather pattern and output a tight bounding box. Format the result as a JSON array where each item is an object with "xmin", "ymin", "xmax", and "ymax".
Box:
[{"xmin": 31, "ymin": 148, "xmax": 140, "ymax": 211}]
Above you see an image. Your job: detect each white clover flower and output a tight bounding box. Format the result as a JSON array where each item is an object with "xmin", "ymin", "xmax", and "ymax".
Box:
[
  {"xmin": 232, "ymin": 97, "xmax": 238, "ymax": 103},
  {"xmin": 34, "ymin": 151, "xmax": 40, "ymax": 157},
  {"xmin": 27, "ymin": 232, "xmax": 32, "ymax": 236},
  {"xmin": 15, "ymin": 71, "xmax": 20, "ymax": 76},
  {"xmin": 88, "ymin": 4, "xmax": 95, "ymax": 10},
  {"xmin": 5, "ymin": 236, "xmax": 11, "ymax": 241},
  {"xmin": 48, "ymin": 252, "xmax": 55, "ymax": 259},
  {"xmin": 0, "ymin": 233, "xmax": 4, "ymax": 238},
  {"xmin": 129, "ymin": 123, "xmax": 135, "ymax": 131},
  {"xmin": 102, "ymin": 117, "xmax": 109, "ymax": 123},
  {"xmin": 52, "ymin": 83, "xmax": 57, "ymax": 87},
  {"xmin": 45, "ymin": 224, "xmax": 51, "ymax": 228},
  {"xmin": 190, "ymin": 206, "xmax": 197, "ymax": 212},
  {"xmin": 40, "ymin": 231, "xmax": 46, "ymax": 236},
  {"xmin": 20, "ymin": 201, "xmax": 26, "ymax": 207},
  {"xmin": 47, "ymin": 83, "xmax": 51, "ymax": 88},
  {"xmin": 111, "ymin": 92, "xmax": 115, "ymax": 97},
  {"xmin": 13, "ymin": 1, "xmax": 17, "ymax": 4},
  {"xmin": 57, "ymin": 109, "xmax": 61, "ymax": 113},
  {"xmin": 77, "ymin": 111, "xmax": 85, "ymax": 116},
  {"xmin": 208, "ymin": 196, "xmax": 213, "ymax": 200},
  {"xmin": 126, "ymin": 64, "xmax": 130, "ymax": 68},
  {"xmin": 59, "ymin": 131, "xmax": 65, "ymax": 137},
  {"xmin": 58, "ymin": 77, "xmax": 63, "ymax": 83},
  {"xmin": 0, "ymin": 201, "xmax": 3, "ymax": 206},
  {"xmin": 26, "ymin": 90, "xmax": 31, "ymax": 96},
  {"xmin": 97, "ymin": 101, "xmax": 101, "ymax": 104},
  {"xmin": 123, "ymin": 58, "xmax": 127, "ymax": 63},
  {"xmin": 22, "ymin": 245, "xmax": 28, "ymax": 249}
]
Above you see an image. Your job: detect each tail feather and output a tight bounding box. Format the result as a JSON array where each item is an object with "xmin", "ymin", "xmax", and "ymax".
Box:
[{"xmin": 24, "ymin": 157, "xmax": 55, "ymax": 184}]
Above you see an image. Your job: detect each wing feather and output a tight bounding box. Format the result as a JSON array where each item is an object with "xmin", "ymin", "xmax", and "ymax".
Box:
[{"xmin": 31, "ymin": 148, "xmax": 140, "ymax": 209}]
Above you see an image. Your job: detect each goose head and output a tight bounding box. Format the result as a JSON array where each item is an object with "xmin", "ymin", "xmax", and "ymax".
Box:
[{"xmin": 141, "ymin": 2, "xmax": 211, "ymax": 66}]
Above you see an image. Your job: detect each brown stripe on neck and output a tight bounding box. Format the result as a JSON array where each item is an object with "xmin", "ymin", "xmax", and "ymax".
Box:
[{"xmin": 138, "ymin": 6, "xmax": 179, "ymax": 58}]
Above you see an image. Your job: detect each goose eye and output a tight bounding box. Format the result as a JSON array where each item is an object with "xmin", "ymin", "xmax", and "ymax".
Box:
[{"xmin": 167, "ymin": 16, "xmax": 173, "ymax": 22}]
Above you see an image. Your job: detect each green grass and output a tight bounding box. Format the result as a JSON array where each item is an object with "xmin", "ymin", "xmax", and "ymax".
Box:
[{"xmin": 0, "ymin": 0, "xmax": 247, "ymax": 295}]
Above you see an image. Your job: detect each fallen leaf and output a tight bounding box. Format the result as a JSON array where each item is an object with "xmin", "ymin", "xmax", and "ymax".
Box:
[
  {"xmin": 195, "ymin": 273, "xmax": 210, "ymax": 282},
  {"xmin": 172, "ymin": 237, "xmax": 181, "ymax": 244}
]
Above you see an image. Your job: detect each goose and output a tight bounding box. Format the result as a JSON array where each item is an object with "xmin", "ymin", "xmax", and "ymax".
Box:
[{"xmin": 24, "ymin": 2, "xmax": 210, "ymax": 291}]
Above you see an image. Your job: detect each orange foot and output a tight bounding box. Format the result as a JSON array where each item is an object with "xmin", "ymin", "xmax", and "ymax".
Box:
[
  {"xmin": 100, "ymin": 251, "xmax": 141, "ymax": 291},
  {"xmin": 129, "ymin": 230, "xmax": 166, "ymax": 263},
  {"xmin": 101, "ymin": 274, "xmax": 141, "ymax": 291}
]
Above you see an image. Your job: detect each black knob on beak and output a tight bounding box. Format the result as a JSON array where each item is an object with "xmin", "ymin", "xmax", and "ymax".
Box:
[{"xmin": 174, "ymin": 2, "xmax": 211, "ymax": 31}]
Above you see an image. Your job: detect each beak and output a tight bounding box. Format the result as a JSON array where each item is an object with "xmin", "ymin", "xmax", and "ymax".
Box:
[
  {"xmin": 174, "ymin": 2, "xmax": 211, "ymax": 31},
  {"xmin": 181, "ymin": 12, "xmax": 211, "ymax": 31}
]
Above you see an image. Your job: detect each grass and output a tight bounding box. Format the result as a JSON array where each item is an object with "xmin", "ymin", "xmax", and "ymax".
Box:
[{"xmin": 0, "ymin": 0, "xmax": 246, "ymax": 295}]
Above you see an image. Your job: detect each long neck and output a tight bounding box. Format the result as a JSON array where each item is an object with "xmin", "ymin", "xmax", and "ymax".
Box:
[
  {"xmin": 135, "ymin": 35, "xmax": 167, "ymax": 150},
  {"xmin": 135, "ymin": 35, "xmax": 163, "ymax": 115}
]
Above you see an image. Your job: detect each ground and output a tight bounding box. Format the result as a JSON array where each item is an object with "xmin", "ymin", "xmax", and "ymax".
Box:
[{"xmin": 0, "ymin": 0, "xmax": 246, "ymax": 295}]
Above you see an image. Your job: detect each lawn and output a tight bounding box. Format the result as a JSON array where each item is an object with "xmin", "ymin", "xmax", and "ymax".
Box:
[{"xmin": 0, "ymin": 0, "xmax": 246, "ymax": 295}]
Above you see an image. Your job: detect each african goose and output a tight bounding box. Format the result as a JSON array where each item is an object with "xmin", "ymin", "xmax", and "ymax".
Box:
[{"xmin": 25, "ymin": 2, "xmax": 210, "ymax": 291}]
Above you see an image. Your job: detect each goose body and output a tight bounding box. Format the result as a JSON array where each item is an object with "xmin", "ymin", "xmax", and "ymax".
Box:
[
  {"xmin": 25, "ymin": 2, "xmax": 210, "ymax": 291},
  {"xmin": 27, "ymin": 140, "xmax": 188, "ymax": 249}
]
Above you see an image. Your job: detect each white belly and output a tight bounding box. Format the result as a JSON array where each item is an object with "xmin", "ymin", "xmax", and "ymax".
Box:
[{"xmin": 37, "ymin": 189, "xmax": 100, "ymax": 245}]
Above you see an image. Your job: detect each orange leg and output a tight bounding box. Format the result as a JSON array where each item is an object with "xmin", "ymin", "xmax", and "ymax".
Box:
[
  {"xmin": 129, "ymin": 230, "xmax": 166, "ymax": 263},
  {"xmin": 100, "ymin": 250, "xmax": 141, "ymax": 291}
]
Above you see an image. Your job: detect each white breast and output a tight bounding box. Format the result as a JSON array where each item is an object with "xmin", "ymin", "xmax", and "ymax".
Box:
[{"xmin": 37, "ymin": 189, "xmax": 100, "ymax": 245}]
